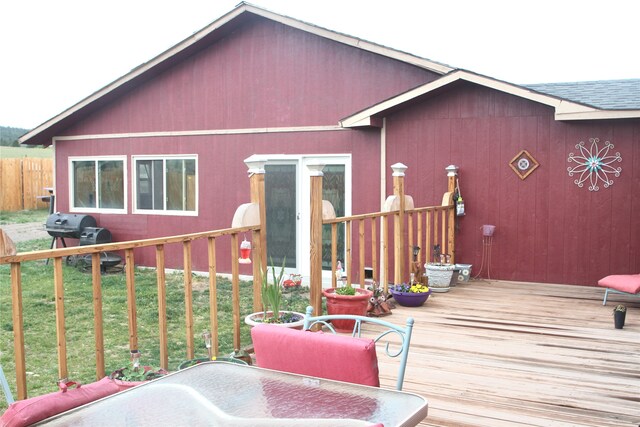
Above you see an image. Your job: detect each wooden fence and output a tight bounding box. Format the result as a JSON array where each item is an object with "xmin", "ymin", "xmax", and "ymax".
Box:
[{"xmin": 0, "ymin": 158, "xmax": 53, "ymax": 211}]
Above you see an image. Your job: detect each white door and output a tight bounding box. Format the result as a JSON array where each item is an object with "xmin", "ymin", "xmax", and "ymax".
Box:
[{"xmin": 264, "ymin": 155, "xmax": 351, "ymax": 280}]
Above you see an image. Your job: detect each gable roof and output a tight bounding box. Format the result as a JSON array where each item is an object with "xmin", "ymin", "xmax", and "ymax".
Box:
[
  {"xmin": 20, "ymin": 2, "xmax": 452, "ymax": 146},
  {"xmin": 341, "ymin": 70, "xmax": 640, "ymax": 127},
  {"xmin": 524, "ymin": 79, "xmax": 640, "ymax": 110}
]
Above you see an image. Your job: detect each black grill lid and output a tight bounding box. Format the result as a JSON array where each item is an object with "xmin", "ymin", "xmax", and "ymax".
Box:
[{"xmin": 45, "ymin": 213, "xmax": 97, "ymax": 238}]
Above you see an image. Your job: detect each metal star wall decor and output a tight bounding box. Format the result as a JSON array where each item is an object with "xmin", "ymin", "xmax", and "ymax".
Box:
[{"xmin": 567, "ymin": 138, "xmax": 622, "ymax": 191}]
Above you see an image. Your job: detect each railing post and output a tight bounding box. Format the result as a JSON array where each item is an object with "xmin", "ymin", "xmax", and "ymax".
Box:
[
  {"xmin": 53, "ymin": 257, "xmax": 68, "ymax": 381},
  {"xmin": 125, "ymin": 248, "xmax": 138, "ymax": 352},
  {"xmin": 183, "ymin": 241, "xmax": 194, "ymax": 360},
  {"xmin": 91, "ymin": 253, "xmax": 105, "ymax": 379},
  {"xmin": 392, "ymin": 163, "xmax": 408, "ymax": 284},
  {"xmin": 155, "ymin": 245, "xmax": 169, "ymax": 370},
  {"xmin": 308, "ymin": 162, "xmax": 325, "ymax": 316},
  {"xmin": 10, "ymin": 262, "xmax": 27, "ymax": 399},
  {"xmin": 445, "ymin": 165, "xmax": 458, "ymax": 264},
  {"xmin": 245, "ymin": 155, "xmax": 267, "ymax": 312}
]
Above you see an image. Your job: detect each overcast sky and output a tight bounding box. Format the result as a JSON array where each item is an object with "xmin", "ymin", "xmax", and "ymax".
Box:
[{"xmin": 1, "ymin": 0, "xmax": 637, "ymax": 130}]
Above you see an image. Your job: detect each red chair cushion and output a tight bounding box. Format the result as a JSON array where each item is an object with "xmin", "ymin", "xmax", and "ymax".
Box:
[
  {"xmin": 0, "ymin": 377, "xmax": 139, "ymax": 427},
  {"xmin": 597, "ymin": 274, "xmax": 640, "ymax": 294},
  {"xmin": 251, "ymin": 324, "xmax": 380, "ymax": 387}
]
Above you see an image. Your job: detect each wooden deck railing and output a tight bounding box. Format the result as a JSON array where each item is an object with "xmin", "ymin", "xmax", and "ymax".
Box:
[
  {"xmin": 0, "ymin": 158, "xmax": 458, "ymax": 401},
  {"xmin": 0, "ymin": 225, "xmax": 260, "ymax": 400},
  {"xmin": 308, "ymin": 162, "xmax": 457, "ymax": 315}
]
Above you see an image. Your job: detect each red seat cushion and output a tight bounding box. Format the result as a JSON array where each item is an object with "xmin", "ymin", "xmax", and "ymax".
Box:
[
  {"xmin": 251, "ymin": 324, "xmax": 380, "ymax": 387},
  {"xmin": 597, "ymin": 274, "xmax": 640, "ymax": 294},
  {"xmin": 0, "ymin": 377, "xmax": 138, "ymax": 427}
]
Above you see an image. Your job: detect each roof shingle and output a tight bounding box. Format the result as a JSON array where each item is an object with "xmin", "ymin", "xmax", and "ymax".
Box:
[{"xmin": 524, "ymin": 79, "xmax": 640, "ymax": 110}]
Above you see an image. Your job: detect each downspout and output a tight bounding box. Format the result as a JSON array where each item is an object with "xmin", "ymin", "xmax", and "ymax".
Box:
[
  {"xmin": 380, "ymin": 118, "xmax": 386, "ymax": 207},
  {"xmin": 379, "ymin": 118, "xmax": 386, "ymax": 283}
]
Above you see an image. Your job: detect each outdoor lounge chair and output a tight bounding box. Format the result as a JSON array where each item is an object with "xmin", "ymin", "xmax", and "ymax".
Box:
[
  {"xmin": 251, "ymin": 306, "xmax": 414, "ymax": 391},
  {"xmin": 597, "ymin": 274, "xmax": 640, "ymax": 305}
]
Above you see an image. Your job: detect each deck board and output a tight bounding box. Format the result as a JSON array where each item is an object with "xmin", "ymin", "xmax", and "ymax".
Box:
[{"xmin": 373, "ymin": 279, "xmax": 640, "ymax": 426}]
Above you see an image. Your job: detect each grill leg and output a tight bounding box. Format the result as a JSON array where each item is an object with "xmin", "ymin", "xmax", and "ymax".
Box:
[{"xmin": 46, "ymin": 237, "xmax": 68, "ymax": 265}]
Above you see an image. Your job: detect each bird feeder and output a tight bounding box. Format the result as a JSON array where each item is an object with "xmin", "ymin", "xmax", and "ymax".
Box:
[{"xmin": 239, "ymin": 237, "xmax": 252, "ymax": 264}]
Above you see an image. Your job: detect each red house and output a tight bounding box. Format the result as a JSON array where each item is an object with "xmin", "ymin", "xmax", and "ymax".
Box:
[{"xmin": 21, "ymin": 3, "xmax": 640, "ymax": 286}]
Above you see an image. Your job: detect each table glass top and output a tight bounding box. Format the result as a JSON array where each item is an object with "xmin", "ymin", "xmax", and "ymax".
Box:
[{"xmin": 38, "ymin": 362, "xmax": 428, "ymax": 426}]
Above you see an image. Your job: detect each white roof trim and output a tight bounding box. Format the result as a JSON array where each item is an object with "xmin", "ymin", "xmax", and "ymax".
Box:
[
  {"xmin": 340, "ymin": 70, "xmax": 639, "ymax": 127},
  {"xmin": 20, "ymin": 3, "xmax": 452, "ymax": 145}
]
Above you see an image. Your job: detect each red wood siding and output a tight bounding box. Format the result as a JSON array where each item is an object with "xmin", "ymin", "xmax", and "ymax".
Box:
[
  {"xmin": 65, "ymin": 18, "xmax": 437, "ymax": 135},
  {"xmin": 53, "ymin": 16, "xmax": 440, "ymax": 272},
  {"xmin": 386, "ymin": 83, "xmax": 640, "ymax": 286},
  {"xmin": 55, "ymin": 129, "xmax": 381, "ymax": 272}
]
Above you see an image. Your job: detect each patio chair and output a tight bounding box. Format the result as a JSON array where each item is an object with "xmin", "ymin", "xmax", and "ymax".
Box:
[
  {"xmin": 597, "ymin": 274, "xmax": 640, "ymax": 305},
  {"xmin": 251, "ymin": 306, "xmax": 414, "ymax": 390},
  {"xmin": 0, "ymin": 364, "xmax": 14, "ymax": 404}
]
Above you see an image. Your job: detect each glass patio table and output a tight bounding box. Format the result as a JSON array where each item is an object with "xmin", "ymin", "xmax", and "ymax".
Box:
[{"xmin": 36, "ymin": 362, "xmax": 428, "ymax": 426}]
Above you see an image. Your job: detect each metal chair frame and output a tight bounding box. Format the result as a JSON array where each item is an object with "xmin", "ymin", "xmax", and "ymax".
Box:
[{"xmin": 303, "ymin": 306, "xmax": 414, "ymax": 391}]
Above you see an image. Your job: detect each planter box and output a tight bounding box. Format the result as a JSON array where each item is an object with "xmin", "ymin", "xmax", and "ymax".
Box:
[
  {"xmin": 425, "ymin": 263, "xmax": 455, "ymax": 292},
  {"xmin": 456, "ymin": 264, "xmax": 473, "ymax": 282}
]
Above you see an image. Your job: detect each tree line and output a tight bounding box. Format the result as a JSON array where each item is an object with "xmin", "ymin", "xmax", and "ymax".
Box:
[{"xmin": 0, "ymin": 125, "xmax": 29, "ymax": 147}]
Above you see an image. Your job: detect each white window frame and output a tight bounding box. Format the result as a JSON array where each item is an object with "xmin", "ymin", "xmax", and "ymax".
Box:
[
  {"xmin": 132, "ymin": 154, "xmax": 198, "ymax": 216},
  {"xmin": 68, "ymin": 156, "xmax": 127, "ymax": 214}
]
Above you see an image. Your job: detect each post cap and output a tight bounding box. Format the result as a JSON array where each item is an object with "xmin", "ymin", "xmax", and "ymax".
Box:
[
  {"xmin": 391, "ymin": 163, "xmax": 408, "ymax": 177},
  {"xmin": 445, "ymin": 165, "xmax": 459, "ymax": 176},
  {"xmin": 244, "ymin": 155, "xmax": 267, "ymax": 175},
  {"xmin": 307, "ymin": 162, "xmax": 325, "ymax": 176}
]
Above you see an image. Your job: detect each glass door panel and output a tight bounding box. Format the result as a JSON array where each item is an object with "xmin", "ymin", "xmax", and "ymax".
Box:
[
  {"xmin": 321, "ymin": 165, "xmax": 345, "ymax": 270},
  {"xmin": 265, "ymin": 164, "xmax": 297, "ymax": 269}
]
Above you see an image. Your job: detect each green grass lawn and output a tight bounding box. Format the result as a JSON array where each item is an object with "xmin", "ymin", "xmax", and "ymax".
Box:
[
  {"xmin": 0, "ymin": 209, "xmax": 48, "ymax": 225},
  {"xmin": 0, "ymin": 146, "xmax": 53, "ymax": 159},
  {"xmin": 0, "ymin": 236, "xmax": 310, "ymax": 410}
]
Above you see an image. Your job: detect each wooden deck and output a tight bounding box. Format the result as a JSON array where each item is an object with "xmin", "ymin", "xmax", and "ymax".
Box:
[{"xmin": 376, "ymin": 280, "xmax": 639, "ymax": 426}]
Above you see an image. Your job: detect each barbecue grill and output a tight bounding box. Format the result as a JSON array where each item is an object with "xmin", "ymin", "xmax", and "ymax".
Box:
[
  {"xmin": 46, "ymin": 213, "xmax": 97, "ymax": 243},
  {"xmin": 79, "ymin": 227, "xmax": 112, "ymax": 246}
]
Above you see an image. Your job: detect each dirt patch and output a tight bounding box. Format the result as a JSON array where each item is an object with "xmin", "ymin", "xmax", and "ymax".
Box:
[{"xmin": 0, "ymin": 221, "xmax": 49, "ymax": 243}]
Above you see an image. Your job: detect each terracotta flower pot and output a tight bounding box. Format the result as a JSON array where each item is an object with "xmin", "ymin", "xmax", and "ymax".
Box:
[{"xmin": 322, "ymin": 288, "xmax": 373, "ymax": 332}]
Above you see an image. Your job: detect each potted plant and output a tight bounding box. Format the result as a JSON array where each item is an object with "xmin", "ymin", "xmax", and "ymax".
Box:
[
  {"xmin": 389, "ymin": 282, "xmax": 431, "ymax": 307},
  {"xmin": 244, "ymin": 258, "xmax": 306, "ymax": 328},
  {"xmin": 613, "ymin": 304, "xmax": 626, "ymax": 329},
  {"xmin": 178, "ymin": 331, "xmax": 249, "ymax": 369},
  {"xmin": 424, "ymin": 249, "xmax": 455, "ymax": 292},
  {"xmin": 109, "ymin": 350, "xmax": 168, "ymax": 388},
  {"xmin": 322, "ymin": 261, "xmax": 373, "ymax": 332}
]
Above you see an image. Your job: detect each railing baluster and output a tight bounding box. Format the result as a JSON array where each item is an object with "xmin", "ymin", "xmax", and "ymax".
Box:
[
  {"xmin": 359, "ymin": 220, "xmax": 365, "ymax": 288},
  {"xmin": 331, "ymin": 223, "xmax": 337, "ymax": 288},
  {"xmin": 207, "ymin": 237, "xmax": 219, "ymax": 356},
  {"xmin": 433, "ymin": 209, "xmax": 439, "ymax": 259},
  {"xmin": 10, "ymin": 262, "xmax": 27, "ymax": 399},
  {"xmin": 382, "ymin": 215, "xmax": 389, "ymax": 292},
  {"xmin": 345, "ymin": 220, "xmax": 352, "ymax": 286},
  {"xmin": 183, "ymin": 241, "xmax": 194, "ymax": 360},
  {"xmin": 125, "ymin": 248, "xmax": 138, "ymax": 352},
  {"xmin": 155, "ymin": 245, "xmax": 168, "ymax": 370},
  {"xmin": 417, "ymin": 212, "xmax": 423, "ymax": 264},
  {"xmin": 371, "ymin": 218, "xmax": 378, "ymax": 284},
  {"xmin": 53, "ymin": 257, "xmax": 68, "ymax": 381},
  {"xmin": 231, "ymin": 234, "xmax": 241, "ymax": 352},
  {"xmin": 441, "ymin": 208, "xmax": 447, "ymax": 255},
  {"xmin": 408, "ymin": 212, "xmax": 414, "ymax": 272},
  {"xmin": 91, "ymin": 253, "xmax": 105, "ymax": 379}
]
